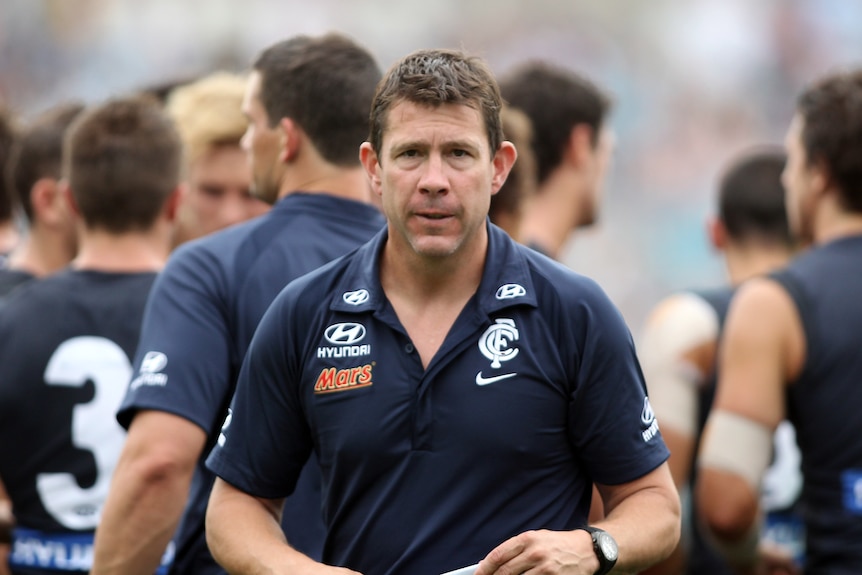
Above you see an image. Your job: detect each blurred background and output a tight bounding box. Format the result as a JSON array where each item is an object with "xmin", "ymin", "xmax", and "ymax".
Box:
[{"xmin": 3, "ymin": 0, "xmax": 861, "ymax": 333}]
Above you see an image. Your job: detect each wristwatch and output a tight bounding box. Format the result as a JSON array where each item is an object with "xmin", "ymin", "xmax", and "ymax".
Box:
[{"xmin": 581, "ymin": 526, "xmax": 618, "ymax": 575}]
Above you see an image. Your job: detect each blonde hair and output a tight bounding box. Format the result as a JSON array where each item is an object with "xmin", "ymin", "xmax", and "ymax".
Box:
[{"xmin": 166, "ymin": 71, "xmax": 247, "ymax": 164}]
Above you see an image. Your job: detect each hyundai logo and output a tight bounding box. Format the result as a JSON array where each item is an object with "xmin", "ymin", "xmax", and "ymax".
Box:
[
  {"xmin": 325, "ymin": 323, "xmax": 367, "ymax": 345},
  {"xmin": 342, "ymin": 289, "xmax": 370, "ymax": 305},
  {"xmin": 140, "ymin": 351, "xmax": 168, "ymax": 373},
  {"xmin": 495, "ymin": 284, "xmax": 526, "ymax": 300}
]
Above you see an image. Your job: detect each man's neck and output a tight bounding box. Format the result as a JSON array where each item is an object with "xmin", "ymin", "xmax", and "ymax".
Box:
[
  {"xmin": 814, "ymin": 210, "xmax": 862, "ymax": 246},
  {"xmin": 0, "ymin": 222, "xmax": 19, "ymax": 255},
  {"xmin": 379, "ymin": 231, "xmax": 487, "ymax": 368},
  {"xmin": 7, "ymin": 227, "xmax": 75, "ymax": 277},
  {"xmin": 72, "ymin": 227, "xmax": 170, "ymax": 273},
  {"xmin": 278, "ymin": 165, "xmax": 373, "ymax": 204},
  {"xmin": 519, "ymin": 171, "xmax": 583, "ymax": 259},
  {"xmin": 725, "ymin": 244, "xmax": 794, "ymax": 285}
]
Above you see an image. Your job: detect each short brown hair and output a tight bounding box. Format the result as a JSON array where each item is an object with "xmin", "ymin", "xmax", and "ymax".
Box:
[
  {"xmin": 797, "ymin": 69, "xmax": 862, "ymax": 213},
  {"xmin": 718, "ymin": 147, "xmax": 791, "ymax": 246},
  {"xmin": 490, "ymin": 106, "xmax": 536, "ymax": 227},
  {"xmin": 499, "ymin": 61, "xmax": 611, "ymax": 185},
  {"xmin": 0, "ymin": 104, "xmax": 19, "ymax": 223},
  {"xmin": 253, "ymin": 33, "xmax": 381, "ymax": 166},
  {"xmin": 64, "ymin": 96, "xmax": 182, "ymax": 233},
  {"xmin": 368, "ymin": 48, "xmax": 504, "ymax": 159},
  {"xmin": 8, "ymin": 102, "xmax": 85, "ymax": 222}
]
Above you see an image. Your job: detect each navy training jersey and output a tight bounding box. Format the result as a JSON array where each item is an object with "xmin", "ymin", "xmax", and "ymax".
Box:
[
  {"xmin": 0, "ymin": 269, "xmax": 157, "ymax": 574},
  {"xmin": 684, "ymin": 287, "xmax": 739, "ymax": 575},
  {"xmin": 208, "ymin": 223, "xmax": 670, "ymax": 575},
  {"xmin": 770, "ymin": 234, "xmax": 862, "ymax": 574},
  {"xmin": 118, "ymin": 193, "xmax": 384, "ymax": 574},
  {"xmin": 686, "ymin": 287, "xmax": 804, "ymax": 574},
  {"xmin": 0, "ymin": 267, "xmax": 35, "ymax": 298}
]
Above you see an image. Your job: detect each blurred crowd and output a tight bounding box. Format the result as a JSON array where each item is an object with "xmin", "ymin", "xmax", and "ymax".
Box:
[{"xmin": 3, "ymin": 0, "xmax": 862, "ymax": 330}]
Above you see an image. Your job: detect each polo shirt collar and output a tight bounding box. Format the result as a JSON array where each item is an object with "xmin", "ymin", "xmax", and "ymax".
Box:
[{"xmin": 329, "ymin": 221, "xmax": 538, "ymax": 315}]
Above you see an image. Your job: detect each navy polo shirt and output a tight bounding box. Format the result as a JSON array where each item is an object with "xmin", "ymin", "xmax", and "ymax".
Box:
[
  {"xmin": 208, "ymin": 223, "xmax": 669, "ymax": 575},
  {"xmin": 118, "ymin": 192, "xmax": 385, "ymax": 574}
]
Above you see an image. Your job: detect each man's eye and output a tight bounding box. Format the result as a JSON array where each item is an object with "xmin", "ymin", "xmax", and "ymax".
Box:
[
  {"xmin": 451, "ymin": 149, "xmax": 470, "ymax": 158},
  {"xmin": 199, "ymin": 186, "xmax": 225, "ymax": 198},
  {"xmin": 401, "ymin": 149, "xmax": 419, "ymax": 158}
]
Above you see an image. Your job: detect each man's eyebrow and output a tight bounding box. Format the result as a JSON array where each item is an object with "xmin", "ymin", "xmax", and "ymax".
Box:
[{"xmin": 389, "ymin": 140, "xmax": 426, "ymax": 156}]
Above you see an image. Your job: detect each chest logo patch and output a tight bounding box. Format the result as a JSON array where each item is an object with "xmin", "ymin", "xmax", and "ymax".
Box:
[
  {"xmin": 479, "ymin": 318, "xmax": 520, "ymax": 368},
  {"xmin": 495, "ymin": 283, "xmax": 526, "ymax": 299},
  {"xmin": 343, "ymin": 289, "xmax": 370, "ymax": 305},
  {"xmin": 314, "ymin": 363, "xmax": 374, "ymax": 394},
  {"xmin": 325, "ymin": 323, "xmax": 366, "ymax": 345}
]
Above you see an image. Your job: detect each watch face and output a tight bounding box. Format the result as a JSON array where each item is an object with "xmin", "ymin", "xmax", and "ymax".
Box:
[{"xmin": 597, "ymin": 533, "xmax": 619, "ymax": 562}]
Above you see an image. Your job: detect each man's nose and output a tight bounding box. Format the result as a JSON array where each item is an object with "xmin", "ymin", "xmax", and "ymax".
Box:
[{"xmin": 418, "ymin": 154, "xmax": 448, "ymax": 194}]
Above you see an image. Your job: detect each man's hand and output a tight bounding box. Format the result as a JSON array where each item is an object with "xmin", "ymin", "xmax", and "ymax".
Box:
[{"xmin": 475, "ymin": 529, "xmax": 599, "ymax": 575}]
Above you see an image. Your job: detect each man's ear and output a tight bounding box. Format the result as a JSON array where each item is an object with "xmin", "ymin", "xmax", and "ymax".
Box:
[
  {"xmin": 165, "ymin": 184, "xmax": 185, "ymax": 222},
  {"xmin": 706, "ymin": 216, "xmax": 727, "ymax": 251},
  {"xmin": 30, "ymin": 177, "xmax": 67, "ymax": 226},
  {"xmin": 565, "ymin": 124, "xmax": 595, "ymax": 167},
  {"xmin": 359, "ymin": 142, "xmax": 383, "ymax": 199},
  {"xmin": 491, "ymin": 141, "xmax": 518, "ymax": 195},
  {"xmin": 279, "ymin": 118, "xmax": 302, "ymax": 163},
  {"xmin": 809, "ymin": 157, "xmax": 832, "ymax": 200}
]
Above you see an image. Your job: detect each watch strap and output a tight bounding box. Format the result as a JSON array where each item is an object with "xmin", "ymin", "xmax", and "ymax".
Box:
[{"xmin": 580, "ymin": 526, "xmax": 617, "ymax": 575}]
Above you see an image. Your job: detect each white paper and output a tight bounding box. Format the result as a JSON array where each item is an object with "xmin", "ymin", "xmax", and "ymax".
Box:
[{"xmin": 439, "ymin": 564, "xmax": 478, "ymax": 575}]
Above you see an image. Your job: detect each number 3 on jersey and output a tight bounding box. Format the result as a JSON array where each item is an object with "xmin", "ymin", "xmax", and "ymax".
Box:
[{"xmin": 37, "ymin": 336, "xmax": 131, "ymax": 529}]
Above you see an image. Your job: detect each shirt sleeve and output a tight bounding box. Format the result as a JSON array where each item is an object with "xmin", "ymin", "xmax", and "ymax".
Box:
[
  {"xmin": 117, "ymin": 245, "xmax": 234, "ymax": 434},
  {"xmin": 566, "ymin": 278, "xmax": 671, "ymax": 485},
  {"xmin": 206, "ymin": 287, "xmax": 312, "ymax": 499}
]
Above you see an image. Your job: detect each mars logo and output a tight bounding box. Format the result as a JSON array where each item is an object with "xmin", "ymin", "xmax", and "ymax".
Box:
[
  {"xmin": 495, "ymin": 284, "xmax": 526, "ymax": 300},
  {"xmin": 314, "ymin": 364, "xmax": 374, "ymax": 394},
  {"xmin": 478, "ymin": 318, "xmax": 520, "ymax": 368}
]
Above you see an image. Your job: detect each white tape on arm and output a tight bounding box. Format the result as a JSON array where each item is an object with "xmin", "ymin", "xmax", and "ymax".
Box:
[
  {"xmin": 699, "ymin": 410, "xmax": 773, "ymax": 491},
  {"xmin": 639, "ymin": 292, "xmax": 719, "ymax": 436}
]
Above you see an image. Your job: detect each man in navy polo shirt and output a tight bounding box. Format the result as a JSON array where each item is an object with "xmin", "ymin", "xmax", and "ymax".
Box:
[
  {"xmin": 91, "ymin": 34, "xmax": 384, "ymax": 575},
  {"xmin": 0, "ymin": 96, "xmax": 182, "ymax": 575},
  {"xmin": 206, "ymin": 48, "xmax": 680, "ymax": 575}
]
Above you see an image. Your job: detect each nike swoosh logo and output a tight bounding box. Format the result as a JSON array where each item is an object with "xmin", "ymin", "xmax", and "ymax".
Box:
[{"xmin": 475, "ymin": 372, "xmax": 517, "ymax": 386}]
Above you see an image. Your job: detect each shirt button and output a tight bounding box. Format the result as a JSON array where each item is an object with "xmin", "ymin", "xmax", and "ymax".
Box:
[{"xmin": 405, "ymin": 343, "xmax": 414, "ymax": 353}]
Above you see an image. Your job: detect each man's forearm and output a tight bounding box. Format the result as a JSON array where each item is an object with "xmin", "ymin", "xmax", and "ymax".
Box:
[
  {"xmin": 206, "ymin": 478, "xmax": 318, "ymax": 575},
  {"xmin": 91, "ymin": 460, "xmax": 191, "ymax": 575},
  {"xmin": 595, "ymin": 466, "xmax": 681, "ymax": 573}
]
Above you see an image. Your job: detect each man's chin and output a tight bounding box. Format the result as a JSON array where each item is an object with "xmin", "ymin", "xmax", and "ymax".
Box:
[
  {"xmin": 410, "ymin": 238, "xmax": 460, "ymax": 259},
  {"xmin": 250, "ymin": 185, "xmax": 278, "ymax": 206}
]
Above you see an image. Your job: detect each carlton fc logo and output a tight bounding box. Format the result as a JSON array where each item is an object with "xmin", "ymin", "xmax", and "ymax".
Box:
[
  {"xmin": 495, "ymin": 283, "xmax": 526, "ymax": 300},
  {"xmin": 478, "ymin": 318, "xmax": 520, "ymax": 368}
]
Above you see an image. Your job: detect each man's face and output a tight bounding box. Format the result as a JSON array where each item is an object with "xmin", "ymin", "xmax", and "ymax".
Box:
[
  {"xmin": 782, "ymin": 114, "xmax": 817, "ymax": 244},
  {"xmin": 176, "ymin": 145, "xmax": 269, "ymax": 244},
  {"xmin": 361, "ymin": 101, "xmax": 514, "ymax": 260},
  {"xmin": 241, "ymin": 71, "xmax": 284, "ymax": 205},
  {"xmin": 578, "ymin": 126, "xmax": 615, "ymax": 228}
]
